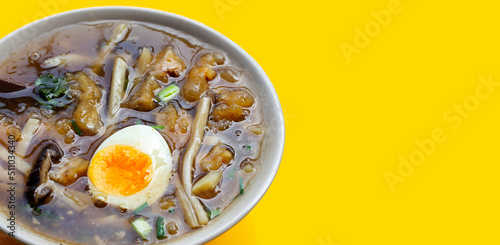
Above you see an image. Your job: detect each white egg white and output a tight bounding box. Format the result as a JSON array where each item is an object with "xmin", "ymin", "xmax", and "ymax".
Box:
[{"xmin": 88, "ymin": 125, "xmax": 172, "ymax": 210}]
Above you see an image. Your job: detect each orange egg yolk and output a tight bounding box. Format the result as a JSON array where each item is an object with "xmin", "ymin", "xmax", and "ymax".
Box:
[{"xmin": 89, "ymin": 145, "xmax": 153, "ymax": 196}]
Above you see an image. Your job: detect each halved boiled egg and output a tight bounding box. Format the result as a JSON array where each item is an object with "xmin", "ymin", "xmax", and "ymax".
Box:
[{"xmin": 88, "ymin": 125, "xmax": 172, "ymax": 210}]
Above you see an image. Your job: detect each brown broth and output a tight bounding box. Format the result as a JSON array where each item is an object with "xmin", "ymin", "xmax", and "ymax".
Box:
[{"xmin": 0, "ymin": 21, "xmax": 264, "ymax": 244}]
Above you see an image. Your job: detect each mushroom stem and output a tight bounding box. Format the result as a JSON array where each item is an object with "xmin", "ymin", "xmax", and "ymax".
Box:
[
  {"xmin": 41, "ymin": 53, "xmax": 91, "ymax": 69},
  {"xmin": 175, "ymin": 177, "xmax": 199, "ymax": 228},
  {"xmin": 108, "ymin": 57, "xmax": 128, "ymax": 117},
  {"xmin": 0, "ymin": 165, "xmax": 9, "ymax": 183},
  {"xmin": 181, "ymin": 96, "xmax": 211, "ymax": 226},
  {"xmin": 16, "ymin": 118, "xmax": 41, "ymax": 158},
  {"xmin": 92, "ymin": 23, "xmax": 129, "ymax": 74},
  {"xmin": 136, "ymin": 48, "xmax": 153, "ymax": 75},
  {"xmin": 0, "ymin": 145, "xmax": 31, "ymax": 175}
]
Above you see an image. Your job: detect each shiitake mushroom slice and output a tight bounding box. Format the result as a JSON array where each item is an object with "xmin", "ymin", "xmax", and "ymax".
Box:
[{"xmin": 25, "ymin": 142, "xmax": 62, "ymax": 208}]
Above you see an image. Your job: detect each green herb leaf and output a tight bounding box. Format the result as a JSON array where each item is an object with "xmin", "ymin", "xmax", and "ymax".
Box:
[
  {"xmin": 242, "ymin": 145, "xmax": 252, "ymax": 150},
  {"xmin": 135, "ymin": 119, "xmax": 143, "ymax": 125},
  {"xmin": 150, "ymin": 125, "xmax": 165, "ymax": 130},
  {"xmin": 71, "ymin": 119, "xmax": 83, "ymax": 136},
  {"xmin": 34, "ymin": 74, "xmax": 71, "ymax": 108},
  {"xmin": 168, "ymin": 208, "xmax": 175, "ymax": 213}
]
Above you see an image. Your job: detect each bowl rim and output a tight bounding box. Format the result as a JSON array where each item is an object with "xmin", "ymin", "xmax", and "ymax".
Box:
[{"xmin": 0, "ymin": 6, "xmax": 285, "ymax": 245}]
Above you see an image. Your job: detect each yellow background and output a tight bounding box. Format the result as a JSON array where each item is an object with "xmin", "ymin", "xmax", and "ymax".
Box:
[{"xmin": 1, "ymin": 0, "xmax": 500, "ymax": 244}]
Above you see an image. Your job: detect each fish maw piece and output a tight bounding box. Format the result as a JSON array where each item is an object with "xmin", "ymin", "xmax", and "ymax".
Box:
[
  {"xmin": 54, "ymin": 118, "xmax": 76, "ymax": 144},
  {"xmin": 197, "ymin": 53, "xmax": 225, "ymax": 66},
  {"xmin": 219, "ymin": 69, "xmax": 239, "ymax": 83},
  {"xmin": 49, "ymin": 157, "xmax": 90, "ymax": 186},
  {"xmin": 150, "ymin": 46, "xmax": 186, "ymax": 78},
  {"xmin": 181, "ymin": 66, "xmax": 217, "ymax": 102},
  {"xmin": 123, "ymin": 76, "xmax": 161, "ymax": 111},
  {"xmin": 192, "ymin": 171, "xmax": 222, "ymax": 197},
  {"xmin": 212, "ymin": 103, "xmax": 246, "ymax": 122},
  {"xmin": 200, "ymin": 144, "xmax": 234, "ymax": 171},
  {"xmin": 160, "ymin": 103, "xmax": 179, "ymax": 133},
  {"xmin": 71, "ymin": 72, "xmax": 103, "ymax": 136},
  {"xmin": 180, "ymin": 52, "xmax": 224, "ymax": 102},
  {"xmin": 216, "ymin": 90, "xmax": 255, "ymax": 107},
  {"xmin": 212, "ymin": 89, "xmax": 255, "ymax": 122},
  {"xmin": 156, "ymin": 102, "xmax": 191, "ymax": 134}
]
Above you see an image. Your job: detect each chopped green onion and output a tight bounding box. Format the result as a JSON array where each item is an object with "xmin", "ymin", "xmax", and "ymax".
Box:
[
  {"xmin": 134, "ymin": 202, "xmax": 148, "ymax": 214},
  {"xmin": 208, "ymin": 207, "xmax": 222, "ymax": 220},
  {"xmin": 150, "ymin": 125, "xmax": 165, "ymax": 130},
  {"xmin": 239, "ymin": 176, "xmax": 245, "ymax": 195},
  {"xmin": 124, "ymin": 79, "xmax": 129, "ymax": 92},
  {"xmin": 226, "ymin": 167, "xmax": 237, "ymax": 181},
  {"xmin": 30, "ymin": 206, "xmax": 58, "ymax": 220},
  {"xmin": 157, "ymin": 84, "xmax": 180, "ymax": 103},
  {"xmin": 131, "ymin": 217, "xmax": 153, "ymax": 240},
  {"xmin": 71, "ymin": 119, "xmax": 82, "ymax": 136},
  {"xmin": 168, "ymin": 208, "xmax": 175, "ymax": 213},
  {"xmin": 43, "ymin": 210, "xmax": 59, "ymax": 220},
  {"xmin": 32, "ymin": 206, "xmax": 42, "ymax": 215},
  {"xmin": 156, "ymin": 217, "xmax": 166, "ymax": 239},
  {"xmin": 135, "ymin": 119, "xmax": 142, "ymax": 125},
  {"xmin": 230, "ymin": 177, "xmax": 245, "ymax": 201},
  {"xmin": 242, "ymin": 145, "xmax": 251, "ymax": 150}
]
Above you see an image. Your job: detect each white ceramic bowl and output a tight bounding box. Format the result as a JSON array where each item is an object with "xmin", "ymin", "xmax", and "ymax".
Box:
[{"xmin": 0, "ymin": 6, "xmax": 285, "ymax": 245}]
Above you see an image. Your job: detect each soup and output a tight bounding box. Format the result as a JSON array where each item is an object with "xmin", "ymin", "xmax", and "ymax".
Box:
[{"xmin": 0, "ymin": 21, "xmax": 264, "ymax": 244}]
